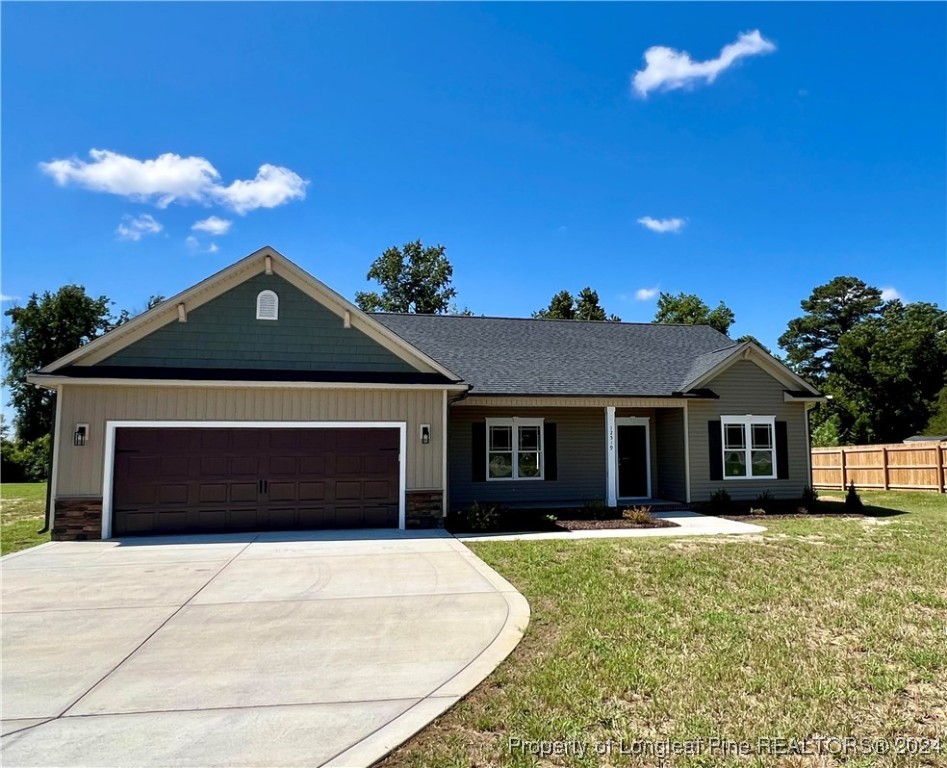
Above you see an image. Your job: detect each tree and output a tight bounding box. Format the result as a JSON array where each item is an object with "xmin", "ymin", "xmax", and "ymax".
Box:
[
  {"xmin": 653, "ymin": 292, "xmax": 734, "ymax": 335},
  {"xmin": 824, "ymin": 301, "xmax": 947, "ymax": 443},
  {"xmin": 147, "ymin": 295, "xmax": 166, "ymax": 310},
  {"xmin": 2, "ymin": 286, "xmax": 119, "ymax": 442},
  {"xmin": 778, "ymin": 276, "xmax": 883, "ymax": 382},
  {"xmin": 735, "ymin": 334, "xmax": 772, "ymax": 355},
  {"xmin": 355, "ymin": 240, "xmax": 457, "ymax": 314},
  {"xmin": 923, "ymin": 386, "xmax": 947, "ymax": 435},
  {"xmin": 534, "ymin": 287, "xmax": 620, "ymax": 321}
]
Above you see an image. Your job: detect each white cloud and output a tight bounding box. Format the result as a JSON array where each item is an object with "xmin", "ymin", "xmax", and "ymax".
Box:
[
  {"xmin": 192, "ymin": 216, "xmax": 232, "ymax": 236},
  {"xmin": 40, "ymin": 149, "xmax": 308, "ymax": 214},
  {"xmin": 116, "ymin": 214, "xmax": 163, "ymax": 241},
  {"xmin": 880, "ymin": 287, "xmax": 903, "ymax": 302},
  {"xmin": 1, "ymin": 294, "xmax": 20, "ymax": 302},
  {"xmin": 213, "ymin": 164, "xmax": 308, "ymax": 215},
  {"xmin": 637, "ymin": 216, "xmax": 685, "ymax": 234},
  {"xmin": 635, "ymin": 286, "xmax": 660, "ymax": 301},
  {"xmin": 633, "ymin": 30, "xmax": 776, "ymax": 97},
  {"xmin": 208, "ymin": 243, "xmax": 219, "ymax": 254},
  {"xmin": 186, "ymin": 235, "xmax": 220, "ymax": 254}
]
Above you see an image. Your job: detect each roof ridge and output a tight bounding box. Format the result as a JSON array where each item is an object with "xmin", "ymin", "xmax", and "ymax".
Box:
[{"xmin": 371, "ymin": 312, "xmax": 726, "ymax": 330}]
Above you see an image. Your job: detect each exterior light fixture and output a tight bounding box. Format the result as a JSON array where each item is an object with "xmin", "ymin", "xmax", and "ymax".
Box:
[
  {"xmin": 420, "ymin": 424, "xmax": 431, "ymax": 445},
  {"xmin": 74, "ymin": 423, "xmax": 89, "ymax": 447}
]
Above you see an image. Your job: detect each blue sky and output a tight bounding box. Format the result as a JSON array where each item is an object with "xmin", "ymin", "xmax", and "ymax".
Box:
[{"xmin": 2, "ymin": 2, "xmax": 945, "ymax": 351}]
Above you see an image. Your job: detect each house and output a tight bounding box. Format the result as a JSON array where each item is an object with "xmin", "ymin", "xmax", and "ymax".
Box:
[{"xmin": 29, "ymin": 247, "xmax": 825, "ymax": 540}]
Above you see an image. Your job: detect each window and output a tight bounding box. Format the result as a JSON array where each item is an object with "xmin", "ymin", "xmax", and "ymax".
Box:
[
  {"xmin": 486, "ymin": 417, "xmax": 544, "ymax": 480},
  {"xmin": 721, "ymin": 415, "xmax": 776, "ymax": 479},
  {"xmin": 256, "ymin": 290, "xmax": 279, "ymax": 320}
]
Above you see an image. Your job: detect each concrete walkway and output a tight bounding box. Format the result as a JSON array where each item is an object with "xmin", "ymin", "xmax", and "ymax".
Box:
[
  {"xmin": 0, "ymin": 530, "xmax": 529, "ymax": 768},
  {"xmin": 455, "ymin": 509, "xmax": 766, "ymax": 542}
]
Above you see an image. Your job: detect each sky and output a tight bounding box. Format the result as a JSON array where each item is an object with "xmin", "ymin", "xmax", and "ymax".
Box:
[{"xmin": 2, "ymin": 2, "xmax": 945, "ymax": 354}]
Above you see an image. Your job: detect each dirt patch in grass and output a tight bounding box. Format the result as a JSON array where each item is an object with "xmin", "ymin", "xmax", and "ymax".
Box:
[{"xmin": 555, "ymin": 517, "xmax": 678, "ymax": 530}]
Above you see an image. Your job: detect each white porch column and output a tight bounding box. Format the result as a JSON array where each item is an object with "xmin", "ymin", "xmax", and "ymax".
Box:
[{"xmin": 605, "ymin": 406, "xmax": 617, "ymax": 506}]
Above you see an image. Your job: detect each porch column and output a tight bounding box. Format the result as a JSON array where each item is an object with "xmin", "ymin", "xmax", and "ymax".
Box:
[{"xmin": 606, "ymin": 406, "xmax": 617, "ymax": 506}]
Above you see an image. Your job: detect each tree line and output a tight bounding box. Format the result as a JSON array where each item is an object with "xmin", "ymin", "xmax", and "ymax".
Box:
[{"xmin": 3, "ymin": 241, "xmax": 945, "ymax": 480}]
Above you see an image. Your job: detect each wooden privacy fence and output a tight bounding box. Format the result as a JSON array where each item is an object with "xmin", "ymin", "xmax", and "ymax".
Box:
[{"xmin": 811, "ymin": 441, "xmax": 947, "ymax": 493}]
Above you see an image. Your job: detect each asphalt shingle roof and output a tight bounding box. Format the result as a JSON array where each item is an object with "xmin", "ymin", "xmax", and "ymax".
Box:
[{"xmin": 373, "ymin": 314, "xmax": 738, "ymax": 396}]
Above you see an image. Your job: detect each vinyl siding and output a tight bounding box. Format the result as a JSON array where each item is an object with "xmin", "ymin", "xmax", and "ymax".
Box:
[
  {"xmin": 98, "ymin": 273, "xmax": 418, "ymax": 373},
  {"xmin": 688, "ymin": 360, "xmax": 810, "ymax": 501},
  {"xmin": 655, "ymin": 408, "xmax": 686, "ymax": 501},
  {"xmin": 449, "ymin": 407, "xmax": 606, "ymax": 508},
  {"xmin": 56, "ymin": 385, "xmax": 445, "ymax": 496}
]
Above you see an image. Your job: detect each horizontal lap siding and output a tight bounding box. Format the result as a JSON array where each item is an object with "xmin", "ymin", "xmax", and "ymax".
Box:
[
  {"xmin": 656, "ymin": 409, "xmax": 686, "ymax": 501},
  {"xmin": 98, "ymin": 274, "xmax": 417, "ymax": 372},
  {"xmin": 56, "ymin": 386, "xmax": 444, "ymax": 496},
  {"xmin": 688, "ymin": 360, "xmax": 810, "ymax": 501},
  {"xmin": 449, "ymin": 407, "xmax": 605, "ymax": 508}
]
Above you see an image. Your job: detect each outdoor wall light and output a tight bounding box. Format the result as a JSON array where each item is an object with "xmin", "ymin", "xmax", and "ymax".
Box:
[
  {"xmin": 74, "ymin": 423, "xmax": 89, "ymax": 447},
  {"xmin": 420, "ymin": 424, "xmax": 431, "ymax": 445}
]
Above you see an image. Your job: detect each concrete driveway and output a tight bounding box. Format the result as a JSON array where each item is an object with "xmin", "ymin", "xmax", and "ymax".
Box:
[{"xmin": 0, "ymin": 530, "xmax": 529, "ymax": 768}]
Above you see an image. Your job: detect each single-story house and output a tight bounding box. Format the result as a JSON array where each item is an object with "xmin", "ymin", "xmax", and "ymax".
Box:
[{"xmin": 29, "ymin": 247, "xmax": 825, "ymax": 540}]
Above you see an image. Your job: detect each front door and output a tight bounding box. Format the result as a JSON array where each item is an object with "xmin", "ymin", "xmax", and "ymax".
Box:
[{"xmin": 617, "ymin": 420, "xmax": 650, "ymax": 498}]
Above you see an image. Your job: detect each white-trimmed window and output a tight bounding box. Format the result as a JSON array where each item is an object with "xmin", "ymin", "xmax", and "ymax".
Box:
[
  {"xmin": 256, "ymin": 290, "xmax": 279, "ymax": 320},
  {"xmin": 722, "ymin": 415, "xmax": 776, "ymax": 479},
  {"xmin": 486, "ymin": 417, "xmax": 544, "ymax": 480}
]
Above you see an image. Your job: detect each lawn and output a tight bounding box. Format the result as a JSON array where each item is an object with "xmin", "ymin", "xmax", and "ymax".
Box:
[
  {"xmin": 381, "ymin": 492, "xmax": 947, "ymax": 768},
  {"xmin": 1, "ymin": 482, "xmax": 50, "ymax": 555}
]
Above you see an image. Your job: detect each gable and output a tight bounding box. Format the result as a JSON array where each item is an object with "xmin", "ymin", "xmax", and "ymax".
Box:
[
  {"xmin": 96, "ymin": 273, "xmax": 419, "ymax": 373},
  {"xmin": 704, "ymin": 359, "xmax": 791, "ymax": 406}
]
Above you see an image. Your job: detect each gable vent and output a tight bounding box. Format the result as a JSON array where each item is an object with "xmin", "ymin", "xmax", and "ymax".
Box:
[{"xmin": 256, "ymin": 290, "xmax": 279, "ymax": 320}]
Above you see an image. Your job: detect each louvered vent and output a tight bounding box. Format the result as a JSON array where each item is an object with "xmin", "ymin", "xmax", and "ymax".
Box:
[{"xmin": 256, "ymin": 290, "xmax": 279, "ymax": 320}]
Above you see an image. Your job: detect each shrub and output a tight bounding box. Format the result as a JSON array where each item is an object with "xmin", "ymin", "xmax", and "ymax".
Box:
[
  {"xmin": 1, "ymin": 434, "xmax": 51, "ymax": 482},
  {"xmin": 582, "ymin": 499, "xmax": 610, "ymax": 520},
  {"xmin": 845, "ymin": 483, "xmax": 864, "ymax": 514},
  {"xmin": 707, "ymin": 488, "xmax": 731, "ymax": 514},
  {"xmin": 463, "ymin": 501, "xmax": 502, "ymax": 531},
  {"xmin": 622, "ymin": 505, "xmax": 653, "ymax": 525},
  {"xmin": 798, "ymin": 485, "xmax": 820, "ymax": 514}
]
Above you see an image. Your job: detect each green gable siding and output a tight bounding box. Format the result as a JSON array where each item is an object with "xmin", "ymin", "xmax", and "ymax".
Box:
[{"xmin": 99, "ymin": 273, "xmax": 419, "ymax": 372}]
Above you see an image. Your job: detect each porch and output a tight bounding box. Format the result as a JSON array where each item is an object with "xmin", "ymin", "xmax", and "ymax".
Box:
[{"xmin": 447, "ymin": 399, "xmax": 691, "ymax": 511}]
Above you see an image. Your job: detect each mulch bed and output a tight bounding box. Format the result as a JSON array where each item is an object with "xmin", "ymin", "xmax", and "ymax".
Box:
[{"xmin": 555, "ymin": 517, "xmax": 678, "ymax": 530}]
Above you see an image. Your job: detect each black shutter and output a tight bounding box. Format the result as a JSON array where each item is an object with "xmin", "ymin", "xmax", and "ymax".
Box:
[
  {"xmin": 708, "ymin": 419, "xmax": 723, "ymax": 481},
  {"xmin": 544, "ymin": 423, "xmax": 558, "ymax": 481},
  {"xmin": 472, "ymin": 422, "xmax": 486, "ymax": 482},
  {"xmin": 775, "ymin": 421, "xmax": 789, "ymax": 480}
]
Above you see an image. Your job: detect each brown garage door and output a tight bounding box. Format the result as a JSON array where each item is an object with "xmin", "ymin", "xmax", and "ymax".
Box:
[{"xmin": 112, "ymin": 427, "xmax": 400, "ymax": 536}]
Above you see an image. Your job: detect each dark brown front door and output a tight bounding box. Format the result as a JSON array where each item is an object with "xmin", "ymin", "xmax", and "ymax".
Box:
[{"xmin": 112, "ymin": 427, "xmax": 400, "ymax": 536}]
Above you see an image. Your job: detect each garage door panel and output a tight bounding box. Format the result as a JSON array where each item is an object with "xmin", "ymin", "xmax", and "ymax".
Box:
[
  {"xmin": 200, "ymin": 456, "xmax": 228, "ymax": 476},
  {"xmin": 364, "ymin": 480, "xmax": 393, "ymax": 500},
  {"xmin": 230, "ymin": 483, "xmax": 259, "ymax": 503},
  {"xmin": 112, "ymin": 427, "xmax": 401, "ymax": 536},
  {"xmin": 270, "ymin": 456, "xmax": 297, "ymax": 475},
  {"xmin": 199, "ymin": 484, "xmax": 228, "ymax": 503},
  {"xmin": 231, "ymin": 456, "xmax": 260, "ymax": 476},
  {"xmin": 159, "ymin": 485, "xmax": 188, "ymax": 504},
  {"xmin": 298, "ymin": 482, "xmax": 325, "ymax": 501}
]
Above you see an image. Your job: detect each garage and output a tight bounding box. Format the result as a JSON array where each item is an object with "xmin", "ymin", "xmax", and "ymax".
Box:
[{"xmin": 110, "ymin": 425, "xmax": 401, "ymax": 536}]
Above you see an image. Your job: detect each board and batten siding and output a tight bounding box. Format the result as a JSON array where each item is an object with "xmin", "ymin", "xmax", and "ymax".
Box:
[
  {"xmin": 55, "ymin": 385, "xmax": 445, "ymax": 497},
  {"xmin": 655, "ymin": 408, "xmax": 686, "ymax": 501},
  {"xmin": 449, "ymin": 407, "xmax": 607, "ymax": 508},
  {"xmin": 688, "ymin": 360, "xmax": 810, "ymax": 501}
]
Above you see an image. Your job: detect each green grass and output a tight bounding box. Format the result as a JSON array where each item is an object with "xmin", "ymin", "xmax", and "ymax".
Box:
[
  {"xmin": 381, "ymin": 492, "xmax": 947, "ymax": 768},
  {"xmin": 1, "ymin": 482, "xmax": 50, "ymax": 555}
]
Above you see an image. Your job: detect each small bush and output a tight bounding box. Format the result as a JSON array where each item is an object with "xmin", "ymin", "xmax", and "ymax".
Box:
[
  {"xmin": 754, "ymin": 490, "xmax": 774, "ymax": 505},
  {"xmin": 622, "ymin": 505, "xmax": 653, "ymax": 524},
  {"xmin": 798, "ymin": 485, "xmax": 820, "ymax": 514},
  {"xmin": 707, "ymin": 488, "xmax": 731, "ymax": 514},
  {"xmin": 845, "ymin": 483, "xmax": 864, "ymax": 514},
  {"xmin": 582, "ymin": 499, "xmax": 610, "ymax": 520}
]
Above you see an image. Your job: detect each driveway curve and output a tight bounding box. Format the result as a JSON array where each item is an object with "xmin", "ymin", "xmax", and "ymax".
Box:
[{"xmin": 0, "ymin": 530, "xmax": 529, "ymax": 768}]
